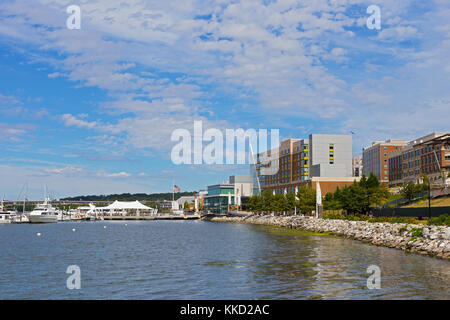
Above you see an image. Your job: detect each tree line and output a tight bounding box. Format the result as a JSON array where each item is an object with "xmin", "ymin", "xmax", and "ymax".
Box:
[
  {"xmin": 247, "ymin": 186, "xmax": 316, "ymax": 215},
  {"xmin": 61, "ymin": 192, "xmax": 197, "ymax": 202},
  {"xmin": 323, "ymin": 173, "xmax": 389, "ymax": 214},
  {"xmin": 247, "ymin": 173, "xmax": 391, "ymax": 215}
]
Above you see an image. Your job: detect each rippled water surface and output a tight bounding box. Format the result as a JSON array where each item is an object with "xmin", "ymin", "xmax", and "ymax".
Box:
[{"xmin": 0, "ymin": 220, "xmax": 449, "ymax": 299}]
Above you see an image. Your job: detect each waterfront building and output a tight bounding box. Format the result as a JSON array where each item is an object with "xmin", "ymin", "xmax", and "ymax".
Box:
[
  {"xmin": 352, "ymin": 155, "xmax": 363, "ymax": 177},
  {"xmin": 254, "ymin": 133, "xmax": 356, "ymax": 195},
  {"xmin": 388, "ymin": 132, "xmax": 450, "ymax": 187},
  {"xmin": 362, "ymin": 139, "xmax": 407, "ymax": 183},
  {"xmin": 175, "ymin": 196, "xmax": 196, "ymax": 209},
  {"xmin": 174, "ymin": 191, "xmax": 207, "ymax": 211},
  {"xmin": 204, "ymin": 176, "xmax": 253, "ymax": 214}
]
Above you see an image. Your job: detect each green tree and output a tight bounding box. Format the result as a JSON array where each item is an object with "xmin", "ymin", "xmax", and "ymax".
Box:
[
  {"xmin": 323, "ymin": 192, "xmax": 341, "ymax": 210},
  {"xmin": 262, "ymin": 189, "xmax": 274, "ymax": 213},
  {"xmin": 286, "ymin": 192, "xmax": 297, "ymax": 214},
  {"xmin": 297, "ymin": 186, "xmax": 316, "ymax": 214},
  {"xmin": 340, "ymin": 182, "xmax": 367, "ymax": 214},
  {"xmin": 273, "ymin": 194, "xmax": 286, "ymax": 214},
  {"xmin": 248, "ymin": 194, "xmax": 264, "ymax": 213},
  {"xmin": 364, "ymin": 172, "xmax": 388, "ymax": 211},
  {"xmin": 401, "ymin": 182, "xmax": 418, "ymax": 201}
]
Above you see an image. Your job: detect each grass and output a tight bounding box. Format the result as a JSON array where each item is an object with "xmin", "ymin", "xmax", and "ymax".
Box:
[
  {"xmin": 409, "ymin": 227, "xmax": 423, "ymax": 238},
  {"xmin": 300, "ymin": 231, "xmax": 331, "ymax": 236},
  {"xmin": 323, "ymin": 213, "xmax": 450, "ymax": 226},
  {"xmin": 427, "ymin": 214, "xmax": 450, "ymax": 226},
  {"xmin": 322, "ymin": 213, "xmax": 421, "ymax": 224},
  {"xmin": 402, "ymin": 196, "xmax": 450, "ymax": 208}
]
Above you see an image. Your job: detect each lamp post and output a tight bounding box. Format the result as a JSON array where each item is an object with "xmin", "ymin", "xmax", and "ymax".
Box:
[{"xmin": 428, "ymin": 182, "xmax": 431, "ymax": 219}]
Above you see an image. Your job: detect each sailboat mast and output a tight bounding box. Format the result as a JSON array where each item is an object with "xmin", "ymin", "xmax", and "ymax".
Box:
[{"xmin": 23, "ymin": 183, "xmax": 27, "ymax": 214}]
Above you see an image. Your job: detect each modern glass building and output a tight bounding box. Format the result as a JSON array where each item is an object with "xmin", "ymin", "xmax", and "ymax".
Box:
[
  {"xmin": 204, "ymin": 175, "xmax": 254, "ymax": 214},
  {"xmin": 204, "ymin": 184, "xmax": 235, "ymax": 214}
]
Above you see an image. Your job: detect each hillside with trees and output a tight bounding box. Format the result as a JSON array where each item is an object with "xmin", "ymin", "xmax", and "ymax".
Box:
[{"xmin": 61, "ymin": 192, "xmax": 197, "ymax": 202}]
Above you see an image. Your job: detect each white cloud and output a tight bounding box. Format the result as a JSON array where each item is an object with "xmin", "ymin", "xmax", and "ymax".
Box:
[
  {"xmin": 96, "ymin": 171, "xmax": 132, "ymax": 178},
  {"xmin": 0, "ymin": 0, "xmax": 448, "ymax": 157},
  {"xmin": 44, "ymin": 166, "xmax": 83, "ymax": 175},
  {"xmin": 61, "ymin": 114, "xmax": 97, "ymax": 129},
  {"xmin": 0, "ymin": 123, "xmax": 35, "ymax": 141}
]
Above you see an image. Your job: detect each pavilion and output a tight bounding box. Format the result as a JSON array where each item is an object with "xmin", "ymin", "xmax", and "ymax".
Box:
[{"xmin": 99, "ymin": 200, "xmax": 157, "ymax": 216}]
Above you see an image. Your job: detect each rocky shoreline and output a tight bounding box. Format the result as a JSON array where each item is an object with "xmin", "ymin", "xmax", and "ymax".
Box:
[{"xmin": 202, "ymin": 215, "xmax": 450, "ymax": 260}]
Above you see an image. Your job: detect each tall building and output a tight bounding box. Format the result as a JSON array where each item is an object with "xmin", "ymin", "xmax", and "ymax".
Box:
[
  {"xmin": 352, "ymin": 155, "xmax": 363, "ymax": 177},
  {"xmin": 255, "ymin": 133, "xmax": 356, "ymax": 195},
  {"xmin": 362, "ymin": 139, "xmax": 407, "ymax": 183},
  {"xmin": 309, "ymin": 134, "xmax": 353, "ymax": 177},
  {"xmin": 388, "ymin": 132, "xmax": 450, "ymax": 187}
]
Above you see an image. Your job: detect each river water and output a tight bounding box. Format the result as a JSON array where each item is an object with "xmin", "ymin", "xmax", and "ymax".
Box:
[{"xmin": 0, "ymin": 220, "xmax": 449, "ymax": 299}]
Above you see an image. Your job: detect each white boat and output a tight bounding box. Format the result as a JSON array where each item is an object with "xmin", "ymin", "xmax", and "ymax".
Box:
[
  {"xmin": 0, "ymin": 212, "xmax": 12, "ymax": 224},
  {"xmin": 29, "ymin": 197, "xmax": 58, "ymax": 223},
  {"xmin": 0, "ymin": 198, "xmax": 15, "ymax": 224},
  {"xmin": 11, "ymin": 213, "xmax": 30, "ymax": 223}
]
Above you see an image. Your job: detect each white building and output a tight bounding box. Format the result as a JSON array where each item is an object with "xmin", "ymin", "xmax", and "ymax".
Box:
[{"xmin": 309, "ymin": 134, "xmax": 353, "ymax": 178}]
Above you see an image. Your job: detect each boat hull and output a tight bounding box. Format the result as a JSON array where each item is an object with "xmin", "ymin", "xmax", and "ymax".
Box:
[{"xmin": 29, "ymin": 215, "xmax": 58, "ymax": 223}]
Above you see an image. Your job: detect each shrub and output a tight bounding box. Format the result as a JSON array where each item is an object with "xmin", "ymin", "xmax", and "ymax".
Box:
[
  {"xmin": 409, "ymin": 227, "xmax": 423, "ymax": 241},
  {"xmin": 427, "ymin": 214, "xmax": 450, "ymax": 226}
]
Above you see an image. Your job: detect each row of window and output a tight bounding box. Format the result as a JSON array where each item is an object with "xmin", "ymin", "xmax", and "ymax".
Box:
[{"xmin": 329, "ymin": 144, "xmax": 334, "ymax": 164}]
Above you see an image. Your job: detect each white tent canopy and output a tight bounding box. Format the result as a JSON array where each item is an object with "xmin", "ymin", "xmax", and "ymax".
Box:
[{"xmin": 103, "ymin": 200, "xmax": 153, "ymax": 210}]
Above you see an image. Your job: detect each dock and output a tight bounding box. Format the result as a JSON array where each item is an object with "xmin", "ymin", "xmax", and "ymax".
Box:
[{"xmin": 102, "ymin": 214, "xmax": 201, "ymax": 221}]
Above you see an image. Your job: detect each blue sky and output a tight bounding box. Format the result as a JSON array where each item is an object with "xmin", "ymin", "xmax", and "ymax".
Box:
[{"xmin": 0, "ymin": 0, "xmax": 449, "ymax": 199}]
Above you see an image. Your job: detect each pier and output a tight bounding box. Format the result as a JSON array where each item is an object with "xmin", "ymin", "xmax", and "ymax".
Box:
[{"xmin": 102, "ymin": 214, "xmax": 201, "ymax": 221}]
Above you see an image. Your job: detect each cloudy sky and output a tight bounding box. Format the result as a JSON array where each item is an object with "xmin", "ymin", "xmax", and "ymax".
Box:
[{"xmin": 0, "ymin": 0, "xmax": 449, "ymax": 199}]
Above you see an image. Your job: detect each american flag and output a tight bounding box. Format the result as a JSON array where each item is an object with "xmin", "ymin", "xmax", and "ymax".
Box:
[{"xmin": 173, "ymin": 185, "xmax": 180, "ymax": 192}]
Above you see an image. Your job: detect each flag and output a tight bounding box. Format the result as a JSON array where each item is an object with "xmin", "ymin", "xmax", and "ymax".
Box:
[{"xmin": 173, "ymin": 185, "xmax": 180, "ymax": 192}]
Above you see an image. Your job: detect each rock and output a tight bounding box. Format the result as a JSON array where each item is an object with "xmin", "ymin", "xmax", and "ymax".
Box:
[{"xmin": 445, "ymin": 228, "xmax": 450, "ymax": 240}]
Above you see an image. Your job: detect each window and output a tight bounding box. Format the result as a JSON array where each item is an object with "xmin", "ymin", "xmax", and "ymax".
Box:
[
  {"xmin": 445, "ymin": 153, "xmax": 450, "ymax": 161},
  {"xmin": 329, "ymin": 144, "xmax": 334, "ymax": 164}
]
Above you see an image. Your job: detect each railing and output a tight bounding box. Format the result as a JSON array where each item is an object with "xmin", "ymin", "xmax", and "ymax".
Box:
[
  {"xmin": 371, "ymin": 206, "xmax": 450, "ymax": 218},
  {"xmin": 382, "ymin": 191, "xmax": 428, "ymax": 208}
]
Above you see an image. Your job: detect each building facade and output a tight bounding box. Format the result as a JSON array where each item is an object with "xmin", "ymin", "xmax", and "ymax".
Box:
[
  {"xmin": 204, "ymin": 175, "xmax": 253, "ymax": 213},
  {"xmin": 362, "ymin": 139, "xmax": 407, "ymax": 183},
  {"xmin": 255, "ymin": 133, "xmax": 355, "ymax": 195},
  {"xmin": 388, "ymin": 132, "xmax": 450, "ymax": 187},
  {"xmin": 352, "ymin": 155, "xmax": 363, "ymax": 177}
]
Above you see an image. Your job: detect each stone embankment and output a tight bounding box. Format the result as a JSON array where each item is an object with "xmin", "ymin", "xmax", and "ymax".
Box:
[{"xmin": 202, "ymin": 215, "xmax": 450, "ymax": 260}]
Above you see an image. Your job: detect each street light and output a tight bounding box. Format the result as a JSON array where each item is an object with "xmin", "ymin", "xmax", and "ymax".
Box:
[{"xmin": 428, "ymin": 182, "xmax": 431, "ymax": 219}]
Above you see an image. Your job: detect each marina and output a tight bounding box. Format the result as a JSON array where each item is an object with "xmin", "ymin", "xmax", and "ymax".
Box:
[
  {"xmin": 0, "ymin": 220, "xmax": 449, "ymax": 299},
  {"xmin": 0, "ymin": 197, "xmax": 202, "ymax": 224}
]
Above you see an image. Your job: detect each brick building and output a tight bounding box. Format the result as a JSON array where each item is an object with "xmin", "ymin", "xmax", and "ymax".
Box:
[
  {"xmin": 362, "ymin": 139, "xmax": 407, "ymax": 183},
  {"xmin": 388, "ymin": 132, "xmax": 450, "ymax": 187}
]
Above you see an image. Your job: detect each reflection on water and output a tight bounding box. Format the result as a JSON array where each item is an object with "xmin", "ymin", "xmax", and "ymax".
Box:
[{"xmin": 0, "ymin": 221, "xmax": 449, "ymax": 299}]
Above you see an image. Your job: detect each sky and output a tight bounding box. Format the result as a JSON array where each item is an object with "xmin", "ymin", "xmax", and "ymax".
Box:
[{"xmin": 0, "ymin": 0, "xmax": 449, "ymax": 199}]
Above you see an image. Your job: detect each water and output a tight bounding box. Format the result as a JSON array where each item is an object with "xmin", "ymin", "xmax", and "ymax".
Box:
[{"xmin": 0, "ymin": 220, "xmax": 449, "ymax": 299}]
